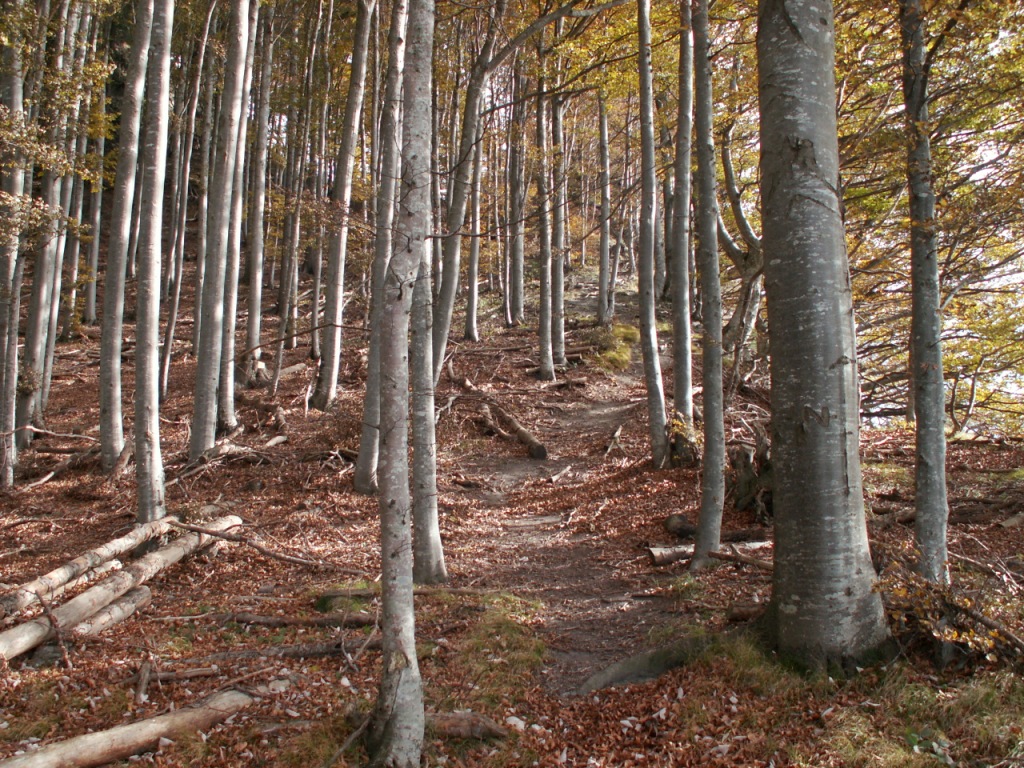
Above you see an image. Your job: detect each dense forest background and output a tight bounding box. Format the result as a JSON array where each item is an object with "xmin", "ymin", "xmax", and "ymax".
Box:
[{"xmin": 1, "ymin": 0, "xmax": 1024, "ymax": 765}]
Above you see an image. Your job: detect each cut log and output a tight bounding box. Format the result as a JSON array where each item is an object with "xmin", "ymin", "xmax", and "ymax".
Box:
[
  {"xmin": 0, "ymin": 516, "xmax": 241, "ymax": 661},
  {"xmin": 708, "ymin": 550, "xmax": 773, "ymax": 571},
  {"xmin": 427, "ymin": 712, "xmax": 507, "ymax": 740},
  {"xmin": 0, "ymin": 517, "xmax": 174, "ymax": 619},
  {"xmin": 489, "ymin": 403, "xmax": 547, "ymax": 460},
  {"xmin": 0, "ymin": 683, "xmax": 283, "ymax": 768},
  {"xmin": 72, "ymin": 586, "xmax": 152, "ymax": 636},
  {"xmin": 648, "ymin": 545, "xmax": 693, "ymax": 566}
]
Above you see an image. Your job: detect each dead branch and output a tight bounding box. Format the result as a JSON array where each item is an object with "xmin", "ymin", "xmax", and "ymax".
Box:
[
  {"xmin": 944, "ymin": 599, "xmax": 1024, "ymax": 655},
  {"xmin": 165, "ymin": 520, "xmax": 369, "ymax": 575},
  {"xmin": 708, "ymin": 550, "xmax": 774, "ymax": 571},
  {"xmin": 427, "ymin": 712, "xmax": 508, "ymax": 740},
  {"xmin": 17, "ymin": 446, "xmax": 101, "ymax": 492},
  {"xmin": 190, "ymin": 638, "xmax": 382, "ymax": 665},
  {"xmin": 208, "ymin": 611, "xmax": 376, "ymax": 628}
]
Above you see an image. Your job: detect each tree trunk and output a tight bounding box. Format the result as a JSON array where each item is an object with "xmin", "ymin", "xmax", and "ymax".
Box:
[
  {"xmin": 134, "ymin": 0, "xmax": 174, "ymax": 524},
  {"xmin": 534, "ymin": 70, "xmax": 556, "ymax": 382},
  {"xmin": 99, "ymin": 0, "xmax": 153, "ymax": 472},
  {"xmin": 757, "ymin": 0, "xmax": 889, "ymax": 668},
  {"xmin": 353, "ymin": 0, "xmax": 409, "ymax": 495},
  {"xmin": 636, "ymin": 0, "xmax": 669, "ymax": 467},
  {"xmin": 671, "ymin": 0, "xmax": 694, "ymax": 423},
  {"xmin": 690, "ymin": 0, "xmax": 725, "ymax": 570},
  {"xmin": 597, "ymin": 93, "xmax": 612, "ymax": 325},
  {"xmin": 310, "ymin": 0, "xmax": 375, "ymax": 410},
  {"xmin": 189, "ymin": 0, "xmax": 251, "ymax": 461},
  {"xmin": 367, "ymin": 0, "xmax": 429, "ymax": 759},
  {"xmin": 508, "ymin": 62, "xmax": 527, "ymax": 326},
  {"xmin": 244, "ymin": 6, "xmax": 274, "ymax": 381},
  {"xmin": 550, "ymin": 95, "xmax": 567, "ymax": 365},
  {"xmin": 900, "ymin": 0, "xmax": 950, "ymax": 585},
  {"xmin": 464, "ymin": 121, "xmax": 484, "ymax": 342},
  {"xmin": 218, "ymin": 0, "xmax": 259, "ymax": 433}
]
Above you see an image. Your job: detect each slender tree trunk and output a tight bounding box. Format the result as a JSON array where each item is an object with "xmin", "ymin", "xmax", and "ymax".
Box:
[
  {"xmin": 411, "ymin": 228, "xmax": 446, "ymax": 584},
  {"xmin": 900, "ymin": 0, "xmax": 950, "ymax": 585},
  {"xmin": 758, "ymin": 0, "xmax": 889, "ymax": 668},
  {"xmin": 597, "ymin": 93, "xmax": 612, "ymax": 325},
  {"xmin": 83, "ymin": 65, "xmax": 106, "ymax": 327},
  {"xmin": 637, "ymin": 0, "xmax": 669, "ymax": 467},
  {"xmin": 508, "ymin": 62, "xmax": 526, "ymax": 326},
  {"xmin": 671, "ymin": 0, "xmax": 694, "ymax": 423},
  {"xmin": 550, "ymin": 95, "xmax": 567, "ymax": 365},
  {"xmin": 243, "ymin": 6, "xmax": 274, "ymax": 382},
  {"xmin": 191, "ymin": 51, "xmax": 217, "ymax": 354},
  {"xmin": 311, "ymin": 0, "xmax": 375, "ymax": 410},
  {"xmin": 367, "ymin": 0, "xmax": 430, "ymax": 759},
  {"xmin": 189, "ymin": 0, "xmax": 251, "ymax": 461},
  {"xmin": 353, "ymin": 0, "xmax": 409, "ymax": 495},
  {"xmin": 535, "ymin": 71, "xmax": 556, "ymax": 383},
  {"xmin": 690, "ymin": 0, "xmax": 725, "ymax": 569},
  {"xmin": 99, "ymin": 0, "xmax": 153, "ymax": 471},
  {"xmin": 134, "ymin": 0, "xmax": 174, "ymax": 524},
  {"xmin": 463, "ymin": 121, "xmax": 484, "ymax": 342}
]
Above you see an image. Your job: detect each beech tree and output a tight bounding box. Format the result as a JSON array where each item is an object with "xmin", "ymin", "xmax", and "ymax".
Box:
[{"xmin": 758, "ymin": 0, "xmax": 889, "ymax": 667}]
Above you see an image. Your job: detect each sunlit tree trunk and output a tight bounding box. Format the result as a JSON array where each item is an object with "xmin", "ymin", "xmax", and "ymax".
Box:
[
  {"xmin": 508, "ymin": 62, "xmax": 526, "ymax": 326},
  {"xmin": 550, "ymin": 95, "xmax": 567, "ymax": 366},
  {"xmin": 135, "ymin": 0, "xmax": 174, "ymax": 524},
  {"xmin": 691, "ymin": 0, "xmax": 724, "ymax": 569},
  {"xmin": 311, "ymin": 0, "xmax": 375, "ymax": 410},
  {"xmin": 99, "ymin": 0, "xmax": 153, "ymax": 471},
  {"xmin": 597, "ymin": 93, "xmax": 612, "ymax": 325},
  {"xmin": 671, "ymin": 0, "xmax": 694, "ymax": 422},
  {"xmin": 463, "ymin": 121, "xmax": 484, "ymax": 342},
  {"xmin": 353, "ymin": 0, "xmax": 409, "ymax": 495},
  {"xmin": 637, "ymin": 0, "xmax": 669, "ymax": 467},
  {"xmin": 191, "ymin": 50, "xmax": 217, "ymax": 354},
  {"xmin": 535, "ymin": 68, "xmax": 556, "ymax": 383},
  {"xmin": 758, "ymin": 0, "xmax": 889, "ymax": 668},
  {"xmin": 367, "ymin": 0, "xmax": 430, "ymax": 759},
  {"xmin": 190, "ymin": 0, "xmax": 250, "ymax": 461},
  {"xmin": 899, "ymin": 0, "xmax": 950, "ymax": 585},
  {"xmin": 244, "ymin": 6, "xmax": 274, "ymax": 382}
]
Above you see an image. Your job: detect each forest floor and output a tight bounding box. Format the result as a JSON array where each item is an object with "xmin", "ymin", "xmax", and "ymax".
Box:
[{"xmin": 2, "ymin": 268, "xmax": 1024, "ymax": 767}]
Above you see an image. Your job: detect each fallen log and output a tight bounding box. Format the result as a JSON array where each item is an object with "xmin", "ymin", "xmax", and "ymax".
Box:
[
  {"xmin": 72, "ymin": 586, "xmax": 152, "ymax": 636},
  {"xmin": 489, "ymin": 403, "xmax": 547, "ymax": 460},
  {"xmin": 0, "ymin": 683, "xmax": 283, "ymax": 768},
  {"xmin": 0, "ymin": 516, "xmax": 241, "ymax": 661},
  {"xmin": 427, "ymin": 712, "xmax": 507, "ymax": 740},
  {"xmin": 208, "ymin": 611, "xmax": 376, "ymax": 628},
  {"xmin": 0, "ymin": 517, "xmax": 174, "ymax": 619},
  {"xmin": 708, "ymin": 550, "xmax": 773, "ymax": 571},
  {"xmin": 648, "ymin": 545, "xmax": 693, "ymax": 566}
]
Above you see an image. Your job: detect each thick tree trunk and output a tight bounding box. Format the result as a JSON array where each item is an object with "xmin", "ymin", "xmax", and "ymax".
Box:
[
  {"xmin": 671, "ymin": 0, "xmax": 694, "ymax": 422},
  {"xmin": 353, "ymin": 0, "xmax": 409, "ymax": 495},
  {"xmin": 900, "ymin": 0, "xmax": 950, "ymax": 585},
  {"xmin": 690, "ymin": 0, "xmax": 725, "ymax": 570},
  {"xmin": 310, "ymin": 0, "xmax": 375, "ymax": 410},
  {"xmin": 133, "ymin": 0, "xmax": 174, "ymax": 524},
  {"xmin": 98, "ymin": 0, "xmax": 153, "ymax": 471},
  {"xmin": 367, "ymin": 0, "xmax": 429, "ymax": 759},
  {"xmin": 189, "ymin": 0, "xmax": 250, "ymax": 461},
  {"xmin": 636, "ymin": 0, "xmax": 669, "ymax": 467},
  {"xmin": 757, "ymin": 0, "xmax": 889, "ymax": 668}
]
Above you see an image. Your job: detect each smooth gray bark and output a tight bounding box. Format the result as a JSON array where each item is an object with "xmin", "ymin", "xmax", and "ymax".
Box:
[
  {"xmin": 367, "ymin": 0, "xmax": 429, "ymax": 759},
  {"xmin": 535, "ymin": 76, "xmax": 556, "ymax": 383},
  {"xmin": 900, "ymin": 0, "xmax": 950, "ymax": 585},
  {"xmin": 311, "ymin": 0, "xmax": 375, "ymax": 410},
  {"xmin": 353, "ymin": 0, "xmax": 409, "ymax": 495},
  {"xmin": 244, "ymin": 6, "xmax": 274, "ymax": 380},
  {"xmin": 671, "ymin": 0, "xmax": 694, "ymax": 422},
  {"xmin": 551, "ymin": 96, "xmax": 567, "ymax": 365},
  {"xmin": 597, "ymin": 93, "xmax": 612, "ymax": 325},
  {"xmin": 134, "ymin": 0, "xmax": 174, "ymax": 523},
  {"xmin": 463, "ymin": 121, "xmax": 484, "ymax": 342},
  {"xmin": 636, "ymin": 0, "xmax": 669, "ymax": 467},
  {"xmin": 758, "ymin": 0, "xmax": 889, "ymax": 668},
  {"xmin": 99, "ymin": 0, "xmax": 153, "ymax": 471},
  {"xmin": 690, "ymin": 0, "xmax": 725, "ymax": 570},
  {"xmin": 189, "ymin": 0, "xmax": 250, "ymax": 461},
  {"xmin": 218, "ymin": 0, "xmax": 259, "ymax": 433},
  {"xmin": 508, "ymin": 63, "xmax": 527, "ymax": 326}
]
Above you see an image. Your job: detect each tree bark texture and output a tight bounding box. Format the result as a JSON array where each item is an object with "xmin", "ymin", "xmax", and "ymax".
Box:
[
  {"xmin": 757, "ymin": 0, "xmax": 889, "ymax": 668},
  {"xmin": 900, "ymin": 0, "xmax": 950, "ymax": 585}
]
